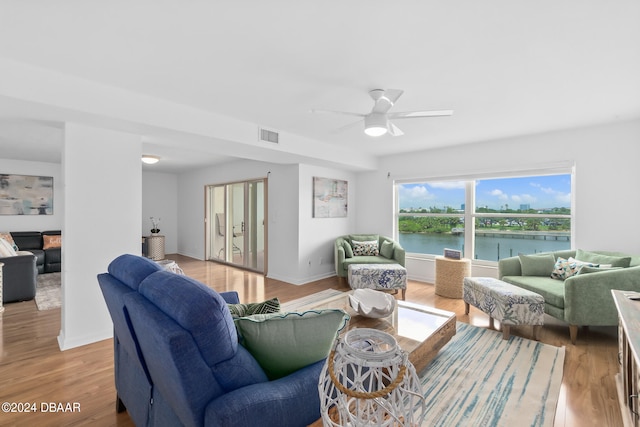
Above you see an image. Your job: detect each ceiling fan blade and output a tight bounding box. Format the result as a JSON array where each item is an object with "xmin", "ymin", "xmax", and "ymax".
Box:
[
  {"xmin": 371, "ymin": 89, "xmax": 404, "ymax": 114},
  {"xmin": 387, "ymin": 121, "xmax": 404, "ymax": 136},
  {"xmin": 310, "ymin": 109, "xmax": 365, "ymax": 118},
  {"xmin": 331, "ymin": 119, "xmax": 362, "ymax": 134},
  {"xmin": 383, "ymin": 89, "xmax": 404, "ymax": 104},
  {"xmin": 388, "ymin": 110, "xmax": 454, "ymax": 119}
]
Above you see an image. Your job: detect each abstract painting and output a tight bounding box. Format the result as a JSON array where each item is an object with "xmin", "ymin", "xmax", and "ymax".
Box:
[
  {"xmin": 313, "ymin": 177, "xmax": 347, "ymax": 218},
  {"xmin": 0, "ymin": 174, "xmax": 53, "ymax": 215}
]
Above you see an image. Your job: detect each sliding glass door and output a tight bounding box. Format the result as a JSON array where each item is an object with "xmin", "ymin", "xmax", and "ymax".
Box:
[{"xmin": 206, "ymin": 179, "xmax": 266, "ymax": 273}]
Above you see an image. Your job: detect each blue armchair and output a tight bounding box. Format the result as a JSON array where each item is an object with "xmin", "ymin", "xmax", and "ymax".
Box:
[{"xmin": 99, "ymin": 254, "xmax": 326, "ymax": 427}]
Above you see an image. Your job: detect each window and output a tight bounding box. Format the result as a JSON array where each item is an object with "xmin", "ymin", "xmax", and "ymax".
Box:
[{"xmin": 397, "ymin": 172, "xmax": 572, "ymax": 261}]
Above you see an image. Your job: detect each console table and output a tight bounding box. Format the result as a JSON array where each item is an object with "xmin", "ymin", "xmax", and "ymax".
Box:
[{"xmin": 612, "ymin": 289, "xmax": 640, "ymax": 427}]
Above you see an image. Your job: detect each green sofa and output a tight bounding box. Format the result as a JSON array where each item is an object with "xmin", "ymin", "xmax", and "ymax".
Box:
[
  {"xmin": 498, "ymin": 249, "xmax": 640, "ymax": 344},
  {"xmin": 334, "ymin": 234, "xmax": 406, "ymax": 279}
]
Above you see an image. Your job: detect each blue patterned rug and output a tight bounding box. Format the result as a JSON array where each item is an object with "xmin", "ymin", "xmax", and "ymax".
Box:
[{"xmin": 419, "ymin": 323, "xmax": 565, "ymax": 426}]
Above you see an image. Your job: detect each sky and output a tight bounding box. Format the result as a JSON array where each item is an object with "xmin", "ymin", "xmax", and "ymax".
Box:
[{"xmin": 398, "ymin": 174, "xmax": 571, "ymax": 211}]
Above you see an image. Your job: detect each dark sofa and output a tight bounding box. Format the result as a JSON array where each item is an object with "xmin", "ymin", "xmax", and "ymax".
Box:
[
  {"xmin": 1, "ymin": 252, "xmax": 37, "ymax": 303},
  {"xmin": 10, "ymin": 230, "xmax": 61, "ymax": 274}
]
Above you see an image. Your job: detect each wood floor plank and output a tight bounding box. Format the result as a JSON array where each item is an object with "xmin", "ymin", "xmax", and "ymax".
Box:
[{"xmin": 0, "ymin": 254, "xmax": 623, "ymax": 426}]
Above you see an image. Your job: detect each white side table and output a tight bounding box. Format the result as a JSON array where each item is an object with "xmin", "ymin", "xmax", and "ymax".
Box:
[
  {"xmin": 0, "ymin": 262, "xmax": 4, "ymax": 313},
  {"xmin": 146, "ymin": 235, "xmax": 165, "ymax": 261}
]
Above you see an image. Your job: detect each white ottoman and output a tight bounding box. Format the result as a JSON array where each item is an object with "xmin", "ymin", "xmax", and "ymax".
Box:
[
  {"xmin": 463, "ymin": 277, "xmax": 544, "ymax": 340},
  {"xmin": 348, "ymin": 264, "xmax": 407, "ymax": 300}
]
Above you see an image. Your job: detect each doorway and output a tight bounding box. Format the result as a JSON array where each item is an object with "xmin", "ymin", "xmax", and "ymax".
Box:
[{"xmin": 206, "ymin": 178, "xmax": 267, "ymax": 273}]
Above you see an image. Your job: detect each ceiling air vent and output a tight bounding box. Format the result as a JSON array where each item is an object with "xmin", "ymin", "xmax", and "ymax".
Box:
[{"xmin": 259, "ymin": 128, "xmax": 279, "ymax": 144}]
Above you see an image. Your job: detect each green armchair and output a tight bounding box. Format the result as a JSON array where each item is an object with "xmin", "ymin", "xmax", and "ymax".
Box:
[
  {"xmin": 498, "ymin": 249, "xmax": 640, "ymax": 343},
  {"xmin": 334, "ymin": 234, "xmax": 405, "ymax": 279}
]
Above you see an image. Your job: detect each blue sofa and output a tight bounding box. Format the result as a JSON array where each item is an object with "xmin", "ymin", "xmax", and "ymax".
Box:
[{"xmin": 98, "ymin": 254, "xmax": 326, "ymax": 427}]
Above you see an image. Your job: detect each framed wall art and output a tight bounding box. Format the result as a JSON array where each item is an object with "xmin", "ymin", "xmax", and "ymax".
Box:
[
  {"xmin": 313, "ymin": 177, "xmax": 347, "ymax": 218},
  {"xmin": 0, "ymin": 174, "xmax": 54, "ymax": 215}
]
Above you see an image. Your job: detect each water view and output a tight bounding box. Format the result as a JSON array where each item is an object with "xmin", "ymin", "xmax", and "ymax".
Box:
[{"xmin": 399, "ymin": 232, "xmax": 570, "ymax": 261}]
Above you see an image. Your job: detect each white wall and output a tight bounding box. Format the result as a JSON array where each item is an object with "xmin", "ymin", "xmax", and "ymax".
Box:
[
  {"xmin": 296, "ymin": 164, "xmax": 357, "ymax": 283},
  {"xmin": 178, "ymin": 159, "xmax": 271, "ymax": 260},
  {"xmin": 177, "ymin": 160, "xmax": 358, "ymax": 285},
  {"xmin": 357, "ymin": 119, "xmax": 640, "ymax": 282},
  {"xmin": 0, "ymin": 159, "xmax": 62, "ymax": 232},
  {"xmin": 59, "ymin": 123, "xmax": 141, "ymax": 350},
  {"xmin": 142, "ymin": 171, "xmax": 178, "ymax": 254}
]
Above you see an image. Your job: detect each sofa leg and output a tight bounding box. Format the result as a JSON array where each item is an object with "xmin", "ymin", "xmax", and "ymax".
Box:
[
  {"xmin": 569, "ymin": 325, "xmax": 578, "ymax": 345},
  {"xmin": 116, "ymin": 395, "xmax": 126, "ymax": 413},
  {"xmin": 502, "ymin": 325, "xmax": 511, "ymax": 340},
  {"xmin": 533, "ymin": 325, "xmax": 541, "ymax": 341},
  {"xmin": 464, "ymin": 302, "xmax": 470, "ymax": 315}
]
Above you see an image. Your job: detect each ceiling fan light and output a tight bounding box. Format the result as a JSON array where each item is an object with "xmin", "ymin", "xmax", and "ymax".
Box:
[
  {"xmin": 141, "ymin": 154, "xmax": 160, "ymax": 164},
  {"xmin": 364, "ymin": 114, "xmax": 388, "ymax": 137}
]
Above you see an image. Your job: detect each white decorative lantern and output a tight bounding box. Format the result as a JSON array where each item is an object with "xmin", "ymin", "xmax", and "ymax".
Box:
[{"xmin": 319, "ymin": 328, "xmax": 425, "ymax": 426}]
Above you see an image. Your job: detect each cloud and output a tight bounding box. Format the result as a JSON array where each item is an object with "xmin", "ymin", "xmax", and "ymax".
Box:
[
  {"xmin": 511, "ymin": 193, "xmax": 536, "ymax": 204},
  {"xmin": 398, "ymin": 185, "xmax": 436, "ymax": 208},
  {"xmin": 531, "ymin": 182, "xmax": 570, "ymax": 206},
  {"xmin": 490, "ymin": 189, "xmax": 508, "ymax": 200}
]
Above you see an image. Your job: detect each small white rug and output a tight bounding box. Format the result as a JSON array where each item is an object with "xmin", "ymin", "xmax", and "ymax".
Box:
[{"xmin": 35, "ymin": 272, "xmax": 61, "ymax": 310}]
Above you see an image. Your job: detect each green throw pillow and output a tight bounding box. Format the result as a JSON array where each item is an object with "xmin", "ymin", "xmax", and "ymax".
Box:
[
  {"xmin": 343, "ymin": 241, "xmax": 354, "ymax": 258},
  {"xmin": 575, "ymin": 249, "xmax": 632, "ymax": 268},
  {"xmin": 235, "ymin": 309, "xmax": 350, "ymax": 380},
  {"xmin": 227, "ymin": 298, "xmax": 281, "ymax": 319},
  {"xmin": 380, "ymin": 240, "xmax": 394, "ymax": 259},
  {"xmin": 577, "ymin": 265, "xmax": 623, "ymax": 275},
  {"xmin": 519, "ymin": 253, "xmax": 556, "ymax": 277},
  {"xmin": 349, "ymin": 234, "xmax": 379, "ymax": 245}
]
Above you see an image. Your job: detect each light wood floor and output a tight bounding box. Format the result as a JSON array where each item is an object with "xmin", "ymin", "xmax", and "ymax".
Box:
[{"xmin": 0, "ymin": 254, "xmax": 623, "ymax": 426}]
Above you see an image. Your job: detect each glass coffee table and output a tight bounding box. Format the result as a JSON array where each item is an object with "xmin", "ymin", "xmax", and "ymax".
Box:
[{"xmin": 282, "ymin": 289, "xmax": 457, "ymax": 374}]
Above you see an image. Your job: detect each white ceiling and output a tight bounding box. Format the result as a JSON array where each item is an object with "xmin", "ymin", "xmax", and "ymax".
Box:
[{"xmin": 0, "ymin": 1, "xmax": 639, "ymax": 173}]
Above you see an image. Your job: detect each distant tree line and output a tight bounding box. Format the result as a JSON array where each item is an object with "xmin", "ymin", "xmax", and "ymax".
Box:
[{"xmin": 399, "ymin": 206, "xmax": 571, "ymax": 234}]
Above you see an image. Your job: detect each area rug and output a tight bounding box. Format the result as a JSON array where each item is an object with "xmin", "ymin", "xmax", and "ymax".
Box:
[
  {"xmin": 419, "ymin": 323, "xmax": 565, "ymax": 427},
  {"xmin": 35, "ymin": 272, "xmax": 61, "ymax": 310}
]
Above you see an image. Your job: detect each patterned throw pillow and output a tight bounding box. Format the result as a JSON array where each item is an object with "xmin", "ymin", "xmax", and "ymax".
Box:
[
  {"xmin": 228, "ymin": 298, "xmax": 281, "ymax": 318},
  {"xmin": 551, "ymin": 257, "xmax": 599, "ymax": 280},
  {"xmin": 352, "ymin": 240, "xmax": 379, "ymax": 256}
]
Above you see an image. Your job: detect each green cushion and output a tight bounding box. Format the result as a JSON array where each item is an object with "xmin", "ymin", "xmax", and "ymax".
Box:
[
  {"xmin": 380, "ymin": 240, "xmax": 394, "ymax": 259},
  {"xmin": 343, "ymin": 256, "xmax": 400, "ymax": 266},
  {"xmin": 575, "ymin": 249, "xmax": 632, "ymax": 268},
  {"xmin": 227, "ymin": 298, "xmax": 281, "ymax": 319},
  {"xmin": 518, "ymin": 253, "xmax": 556, "ymax": 277},
  {"xmin": 577, "ymin": 265, "xmax": 623, "ymax": 275},
  {"xmin": 234, "ymin": 309, "xmax": 349, "ymax": 380},
  {"xmin": 343, "ymin": 241, "xmax": 354, "ymax": 258},
  {"xmin": 502, "ymin": 276, "xmax": 565, "ymax": 308},
  {"xmin": 349, "ymin": 234, "xmax": 379, "ymax": 244}
]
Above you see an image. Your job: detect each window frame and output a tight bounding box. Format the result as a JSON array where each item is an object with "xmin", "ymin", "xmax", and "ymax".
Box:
[{"xmin": 395, "ymin": 164, "xmax": 574, "ymax": 264}]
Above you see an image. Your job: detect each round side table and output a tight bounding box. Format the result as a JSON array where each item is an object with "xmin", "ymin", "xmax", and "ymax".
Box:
[
  {"xmin": 146, "ymin": 235, "xmax": 165, "ymax": 261},
  {"xmin": 435, "ymin": 256, "xmax": 471, "ymax": 299}
]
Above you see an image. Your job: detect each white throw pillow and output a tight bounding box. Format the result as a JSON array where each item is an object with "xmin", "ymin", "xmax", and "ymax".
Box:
[{"xmin": 0, "ymin": 238, "xmax": 18, "ymax": 257}]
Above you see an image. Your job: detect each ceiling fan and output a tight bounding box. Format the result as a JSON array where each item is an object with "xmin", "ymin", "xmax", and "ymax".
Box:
[{"xmin": 311, "ymin": 89, "xmax": 453, "ymax": 137}]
